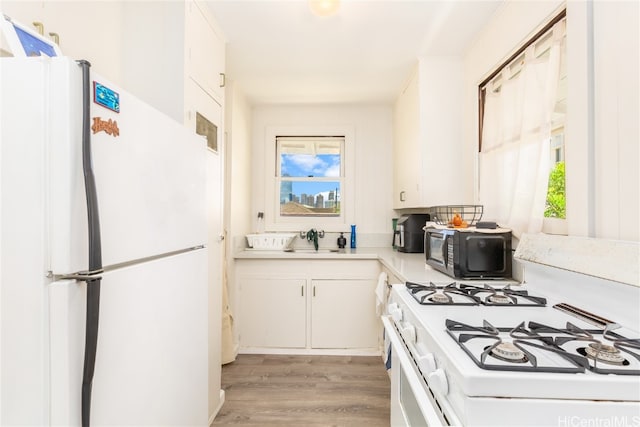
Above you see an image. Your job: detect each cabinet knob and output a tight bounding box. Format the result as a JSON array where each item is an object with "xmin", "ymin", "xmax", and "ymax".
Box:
[
  {"xmin": 219, "ymin": 73, "xmax": 226, "ymax": 88},
  {"xmin": 399, "ymin": 191, "xmax": 406, "ymax": 202},
  {"xmin": 48, "ymin": 32, "xmax": 60, "ymax": 45},
  {"xmin": 32, "ymin": 22, "xmax": 44, "ymax": 35}
]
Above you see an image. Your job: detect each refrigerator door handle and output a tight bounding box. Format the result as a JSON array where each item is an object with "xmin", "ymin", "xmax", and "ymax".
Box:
[
  {"xmin": 77, "ymin": 59, "xmax": 103, "ymax": 427},
  {"xmin": 55, "ymin": 272, "xmax": 103, "ymax": 282}
]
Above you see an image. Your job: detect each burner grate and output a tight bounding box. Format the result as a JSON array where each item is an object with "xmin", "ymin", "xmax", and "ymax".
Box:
[
  {"xmin": 529, "ymin": 321, "xmax": 640, "ymax": 375},
  {"xmin": 446, "ymin": 319, "xmax": 640, "ymax": 375},
  {"xmin": 406, "ymin": 281, "xmax": 480, "ymax": 305},
  {"xmin": 406, "ymin": 282, "xmax": 546, "ymax": 307},
  {"xmin": 445, "ymin": 319, "xmax": 585, "ymax": 373}
]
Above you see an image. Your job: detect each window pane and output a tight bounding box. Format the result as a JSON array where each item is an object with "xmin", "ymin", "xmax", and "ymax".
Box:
[
  {"xmin": 281, "ymin": 154, "xmax": 340, "ymax": 178},
  {"xmin": 196, "ymin": 112, "xmax": 217, "ymax": 152},
  {"xmin": 278, "ymin": 138, "xmax": 342, "ymax": 178},
  {"xmin": 280, "ymin": 181, "xmax": 340, "ymax": 216}
]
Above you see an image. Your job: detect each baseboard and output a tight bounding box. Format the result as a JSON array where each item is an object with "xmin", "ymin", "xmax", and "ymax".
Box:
[
  {"xmin": 239, "ymin": 347, "xmax": 382, "ymax": 357},
  {"xmin": 208, "ymin": 389, "xmax": 225, "ymax": 426}
]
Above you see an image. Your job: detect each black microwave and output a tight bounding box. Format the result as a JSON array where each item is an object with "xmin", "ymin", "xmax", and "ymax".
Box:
[{"xmin": 424, "ymin": 227, "xmax": 512, "ymax": 279}]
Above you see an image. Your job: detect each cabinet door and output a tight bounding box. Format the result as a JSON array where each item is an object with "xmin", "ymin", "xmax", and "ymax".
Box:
[
  {"xmin": 393, "ymin": 68, "xmax": 422, "ymax": 208},
  {"xmin": 311, "ymin": 280, "xmax": 379, "ymax": 349},
  {"xmin": 186, "ymin": 0, "xmax": 225, "ymax": 102},
  {"xmin": 239, "ymin": 278, "xmax": 306, "ymax": 348}
]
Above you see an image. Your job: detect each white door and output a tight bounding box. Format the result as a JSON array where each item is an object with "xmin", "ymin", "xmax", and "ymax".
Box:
[
  {"xmin": 85, "ymin": 75, "xmax": 207, "ymax": 266},
  {"xmin": 185, "ymin": 78, "xmax": 224, "ymax": 419},
  {"xmin": 49, "ymin": 249, "xmax": 208, "ymax": 426},
  {"xmin": 4, "ymin": 57, "xmax": 208, "ymax": 274}
]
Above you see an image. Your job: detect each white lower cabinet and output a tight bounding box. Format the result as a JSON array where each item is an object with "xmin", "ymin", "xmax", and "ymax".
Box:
[
  {"xmin": 236, "ymin": 259, "xmax": 381, "ymax": 352},
  {"xmin": 239, "ymin": 278, "xmax": 306, "ymax": 348},
  {"xmin": 310, "ymin": 279, "xmax": 379, "ymax": 349}
]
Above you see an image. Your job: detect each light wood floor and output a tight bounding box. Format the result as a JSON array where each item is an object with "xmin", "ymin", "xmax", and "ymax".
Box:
[{"xmin": 211, "ymin": 354, "xmax": 391, "ymax": 426}]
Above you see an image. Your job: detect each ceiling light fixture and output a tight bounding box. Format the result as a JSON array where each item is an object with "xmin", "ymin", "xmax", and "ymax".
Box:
[{"xmin": 308, "ymin": 0, "xmax": 340, "ymax": 17}]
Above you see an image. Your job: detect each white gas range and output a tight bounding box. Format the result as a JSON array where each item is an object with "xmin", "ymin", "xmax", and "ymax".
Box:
[{"xmin": 383, "ymin": 235, "xmax": 640, "ymax": 427}]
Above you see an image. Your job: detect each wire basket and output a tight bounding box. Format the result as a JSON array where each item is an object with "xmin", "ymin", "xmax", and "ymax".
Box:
[
  {"xmin": 246, "ymin": 233, "xmax": 297, "ymax": 250},
  {"xmin": 432, "ymin": 205, "xmax": 484, "ymax": 226}
]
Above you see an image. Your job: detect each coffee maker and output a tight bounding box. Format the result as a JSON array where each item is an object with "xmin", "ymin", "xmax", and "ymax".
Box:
[{"xmin": 393, "ymin": 214, "xmax": 430, "ymax": 253}]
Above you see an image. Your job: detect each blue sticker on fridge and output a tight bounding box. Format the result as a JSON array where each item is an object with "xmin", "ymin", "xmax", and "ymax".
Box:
[{"xmin": 93, "ymin": 82, "xmax": 120, "ymax": 113}]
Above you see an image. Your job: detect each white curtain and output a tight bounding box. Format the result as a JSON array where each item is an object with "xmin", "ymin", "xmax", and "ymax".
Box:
[{"xmin": 479, "ymin": 22, "xmax": 564, "ymax": 238}]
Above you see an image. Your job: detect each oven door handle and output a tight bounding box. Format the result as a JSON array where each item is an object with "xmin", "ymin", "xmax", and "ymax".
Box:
[{"xmin": 382, "ymin": 316, "xmax": 447, "ymax": 427}]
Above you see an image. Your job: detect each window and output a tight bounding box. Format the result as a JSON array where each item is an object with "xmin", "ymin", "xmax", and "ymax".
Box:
[
  {"xmin": 545, "ymin": 29, "xmax": 567, "ymax": 221},
  {"xmin": 478, "ymin": 11, "xmax": 566, "ymax": 236},
  {"xmin": 276, "ymin": 136, "xmax": 344, "ymax": 217},
  {"xmin": 195, "ymin": 112, "xmax": 218, "ymax": 152},
  {"xmin": 264, "ymin": 126, "xmax": 354, "ymax": 232}
]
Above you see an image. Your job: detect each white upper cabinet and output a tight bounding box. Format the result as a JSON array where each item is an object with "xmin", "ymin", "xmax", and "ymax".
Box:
[
  {"xmin": 186, "ymin": 1, "xmax": 225, "ymax": 102},
  {"xmin": 393, "ymin": 58, "xmax": 468, "ymax": 209},
  {"xmin": 393, "ymin": 67, "xmax": 422, "ymax": 208},
  {"xmin": 119, "ymin": 0, "xmax": 225, "ymax": 125}
]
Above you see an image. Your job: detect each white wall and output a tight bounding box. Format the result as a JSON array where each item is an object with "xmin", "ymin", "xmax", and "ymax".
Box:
[
  {"xmin": 463, "ymin": 0, "xmax": 639, "ymax": 242},
  {"xmin": 250, "ymin": 104, "xmax": 394, "ymax": 237},
  {"xmin": 226, "ymin": 81, "xmax": 253, "ymax": 250},
  {"xmin": 589, "ymin": 1, "xmax": 639, "ymax": 241}
]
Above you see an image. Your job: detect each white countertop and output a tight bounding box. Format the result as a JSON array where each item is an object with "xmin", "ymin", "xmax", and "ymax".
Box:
[
  {"xmin": 235, "ymin": 247, "xmax": 380, "ymax": 260},
  {"xmin": 234, "ymin": 246, "xmax": 457, "ymax": 284}
]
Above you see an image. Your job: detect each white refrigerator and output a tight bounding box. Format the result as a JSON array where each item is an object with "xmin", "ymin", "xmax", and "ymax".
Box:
[{"xmin": 1, "ymin": 57, "xmax": 208, "ymax": 426}]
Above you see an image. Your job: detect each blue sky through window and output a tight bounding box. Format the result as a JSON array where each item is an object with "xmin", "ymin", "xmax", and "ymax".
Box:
[{"xmin": 281, "ymin": 154, "xmax": 340, "ymax": 198}]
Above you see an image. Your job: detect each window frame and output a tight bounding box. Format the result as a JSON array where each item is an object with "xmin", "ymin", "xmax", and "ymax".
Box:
[
  {"xmin": 276, "ymin": 136, "xmax": 344, "ymax": 218},
  {"xmin": 264, "ymin": 125, "xmax": 355, "ymax": 232}
]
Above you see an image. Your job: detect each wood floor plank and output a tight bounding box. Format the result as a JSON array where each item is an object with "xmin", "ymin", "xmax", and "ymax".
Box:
[{"xmin": 212, "ymin": 354, "xmax": 391, "ymax": 426}]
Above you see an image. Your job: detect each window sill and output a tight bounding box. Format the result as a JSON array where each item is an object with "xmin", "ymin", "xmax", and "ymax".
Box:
[{"xmin": 542, "ymin": 217, "xmax": 567, "ymax": 235}]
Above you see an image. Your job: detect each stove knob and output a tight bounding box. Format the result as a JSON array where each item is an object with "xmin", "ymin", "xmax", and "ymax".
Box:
[
  {"xmin": 417, "ymin": 353, "xmax": 436, "ymax": 374},
  {"xmin": 427, "ymin": 369, "xmax": 449, "ymax": 395},
  {"xmin": 401, "ymin": 322, "xmax": 416, "ymax": 344},
  {"xmin": 388, "ymin": 303, "xmax": 403, "ymax": 322}
]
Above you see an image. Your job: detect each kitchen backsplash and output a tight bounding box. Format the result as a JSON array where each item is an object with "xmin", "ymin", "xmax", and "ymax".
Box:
[{"xmin": 515, "ymin": 234, "xmax": 639, "ymax": 287}]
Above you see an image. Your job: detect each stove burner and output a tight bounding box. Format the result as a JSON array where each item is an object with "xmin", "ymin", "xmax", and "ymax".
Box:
[
  {"xmin": 446, "ymin": 319, "xmax": 586, "ymax": 373},
  {"xmin": 429, "ymin": 292, "xmax": 451, "ymax": 304},
  {"xmin": 487, "ymin": 293, "xmax": 513, "ymax": 305},
  {"xmin": 462, "ymin": 284, "xmax": 547, "ymax": 307},
  {"xmin": 406, "ymin": 281, "xmax": 480, "ymax": 305},
  {"xmin": 579, "ymin": 343, "xmax": 629, "ymax": 366},
  {"xmin": 487, "ymin": 341, "xmax": 528, "ymax": 363}
]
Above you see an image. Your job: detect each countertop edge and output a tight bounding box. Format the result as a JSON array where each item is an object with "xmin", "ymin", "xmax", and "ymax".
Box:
[
  {"xmin": 234, "ymin": 247, "xmax": 449, "ymax": 284},
  {"xmin": 233, "ymin": 248, "xmax": 380, "ymax": 260}
]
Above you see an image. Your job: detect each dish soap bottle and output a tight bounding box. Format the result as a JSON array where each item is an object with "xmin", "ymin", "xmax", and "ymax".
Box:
[
  {"xmin": 350, "ymin": 224, "xmax": 357, "ymax": 249},
  {"xmin": 337, "ymin": 232, "xmax": 347, "ymax": 249}
]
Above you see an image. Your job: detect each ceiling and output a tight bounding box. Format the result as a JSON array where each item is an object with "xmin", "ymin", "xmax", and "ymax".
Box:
[{"xmin": 206, "ymin": 1, "xmax": 504, "ymax": 105}]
